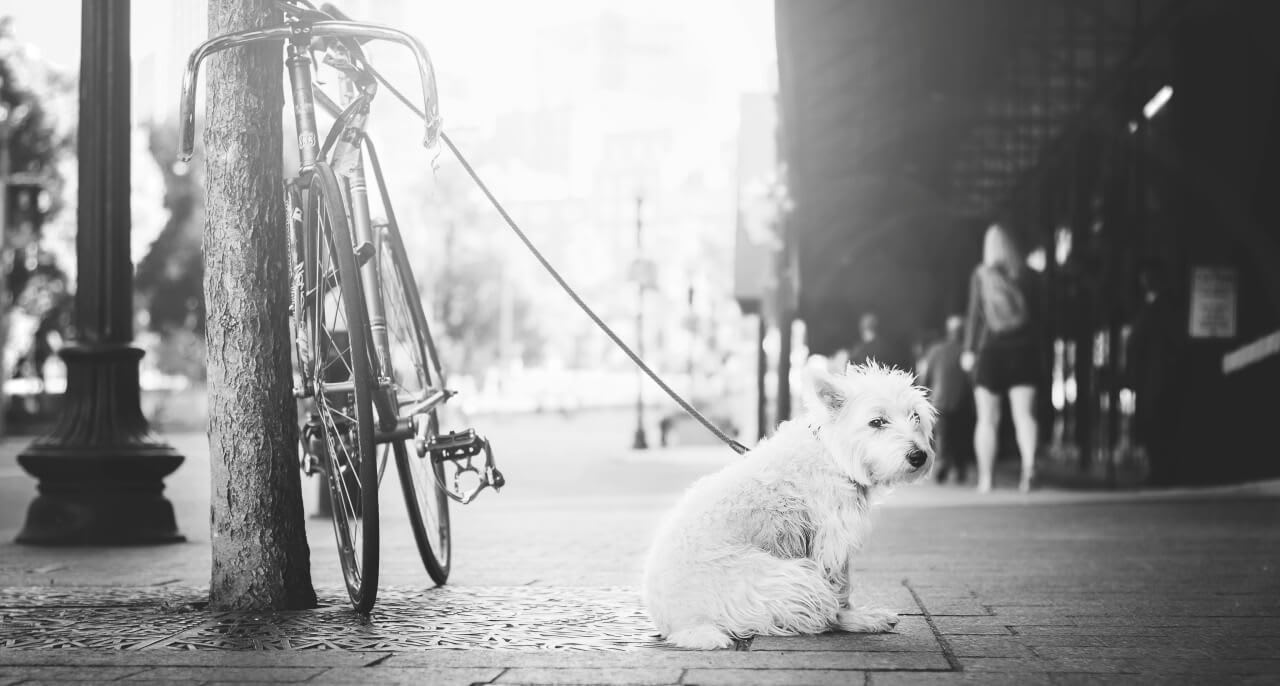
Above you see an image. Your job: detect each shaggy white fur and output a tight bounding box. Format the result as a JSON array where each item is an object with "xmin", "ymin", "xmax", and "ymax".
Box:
[{"xmin": 643, "ymin": 362, "xmax": 936, "ymax": 649}]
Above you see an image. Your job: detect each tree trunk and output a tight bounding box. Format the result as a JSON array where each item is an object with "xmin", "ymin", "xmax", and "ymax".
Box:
[{"xmin": 204, "ymin": 0, "xmax": 316, "ymax": 610}]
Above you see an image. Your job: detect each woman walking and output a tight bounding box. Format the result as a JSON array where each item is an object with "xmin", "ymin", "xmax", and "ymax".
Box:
[{"xmin": 960, "ymin": 224, "xmax": 1041, "ymax": 493}]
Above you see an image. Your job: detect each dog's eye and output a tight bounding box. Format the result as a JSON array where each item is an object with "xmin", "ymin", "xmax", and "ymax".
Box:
[
  {"xmin": 910, "ymin": 411, "xmax": 920, "ymax": 425},
  {"xmin": 868, "ymin": 418, "xmax": 887, "ymax": 429}
]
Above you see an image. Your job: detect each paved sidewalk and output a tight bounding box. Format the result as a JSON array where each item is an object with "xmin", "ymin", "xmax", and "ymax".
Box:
[{"xmin": 2, "ymin": 410, "xmax": 1279, "ymax": 684}]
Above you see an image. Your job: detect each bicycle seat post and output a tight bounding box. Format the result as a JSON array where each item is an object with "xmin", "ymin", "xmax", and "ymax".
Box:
[{"xmin": 285, "ymin": 24, "xmax": 321, "ymax": 171}]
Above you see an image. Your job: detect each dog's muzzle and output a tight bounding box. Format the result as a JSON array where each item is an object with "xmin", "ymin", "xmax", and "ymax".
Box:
[{"xmin": 906, "ymin": 449, "xmax": 928, "ymax": 469}]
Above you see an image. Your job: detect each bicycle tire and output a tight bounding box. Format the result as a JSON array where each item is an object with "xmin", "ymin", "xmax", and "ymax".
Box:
[
  {"xmin": 373, "ymin": 221, "xmax": 452, "ymax": 585},
  {"xmin": 297, "ymin": 163, "xmax": 380, "ymax": 612}
]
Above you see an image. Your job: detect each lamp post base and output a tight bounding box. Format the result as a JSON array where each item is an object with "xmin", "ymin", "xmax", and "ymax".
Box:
[
  {"xmin": 16, "ymin": 460, "xmax": 184, "ymax": 545},
  {"xmin": 632, "ymin": 426, "xmax": 649, "ymax": 450},
  {"xmin": 15, "ymin": 344, "xmax": 185, "ymax": 545}
]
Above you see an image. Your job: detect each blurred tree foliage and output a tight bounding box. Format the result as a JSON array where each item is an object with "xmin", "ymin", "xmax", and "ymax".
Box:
[
  {"xmin": 0, "ymin": 17, "xmax": 76, "ymax": 392},
  {"xmin": 134, "ymin": 121, "xmax": 206, "ymax": 381},
  {"xmin": 420, "ymin": 166, "xmax": 545, "ymax": 376},
  {"xmin": 136, "ymin": 122, "xmax": 204, "ymax": 335},
  {"xmin": 0, "ymin": 19, "xmax": 72, "ymax": 207}
]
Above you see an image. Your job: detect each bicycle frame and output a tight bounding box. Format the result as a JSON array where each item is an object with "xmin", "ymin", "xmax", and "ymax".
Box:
[
  {"xmin": 330, "ymin": 61, "xmax": 419, "ymax": 436},
  {"xmin": 318, "ymin": 61, "xmax": 501, "ymax": 502},
  {"xmin": 177, "ymin": 5, "xmax": 448, "ymax": 421},
  {"xmin": 181, "ymin": 2, "xmax": 500, "ymax": 505}
]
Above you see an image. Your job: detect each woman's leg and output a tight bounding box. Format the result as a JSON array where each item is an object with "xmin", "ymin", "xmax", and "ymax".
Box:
[
  {"xmin": 973, "ymin": 386, "xmax": 1002, "ymax": 492},
  {"xmin": 1008, "ymin": 384, "xmax": 1039, "ymax": 491}
]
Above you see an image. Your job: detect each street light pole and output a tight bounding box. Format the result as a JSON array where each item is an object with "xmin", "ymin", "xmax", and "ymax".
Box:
[
  {"xmin": 16, "ymin": 0, "xmax": 185, "ymax": 544},
  {"xmin": 632, "ymin": 194, "xmax": 648, "ymax": 450}
]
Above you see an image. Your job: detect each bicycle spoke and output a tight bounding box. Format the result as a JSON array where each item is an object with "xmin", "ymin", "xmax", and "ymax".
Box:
[
  {"xmin": 319, "ymin": 402, "xmax": 363, "ymax": 567},
  {"xmin": 325, "ymin": 402, "xmax": 358, "ymax": 425},
  {"xmin": 319, "ymin": 404, "xmax": 363, "ymax": 512}
]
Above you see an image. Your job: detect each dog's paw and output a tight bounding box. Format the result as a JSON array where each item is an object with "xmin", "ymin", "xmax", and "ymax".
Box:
[
  {"xmin": 666, "ymin": 625, "xmax": 736, "ymax": 650},
  {"xmin": 835, "ymin": 607, "xmax": 900, "ymax": 633}
]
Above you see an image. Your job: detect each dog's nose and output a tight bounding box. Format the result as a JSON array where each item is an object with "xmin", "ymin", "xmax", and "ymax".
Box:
[{"xmin": 906, "ymin": 449, "xmax": 927, "ymax": 469}]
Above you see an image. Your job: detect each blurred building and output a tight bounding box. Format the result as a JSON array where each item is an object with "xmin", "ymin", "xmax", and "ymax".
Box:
[
  {"xmin": 4, "ymin": 0, "xmax": 776, "ymax": 422},
  {"xmin": 416, "ymin": 7, "xmax": 750, "ymax": 383},
  {"xmin": 774, "ymin": 0, "xmax": 1280, "ymax": 485}
]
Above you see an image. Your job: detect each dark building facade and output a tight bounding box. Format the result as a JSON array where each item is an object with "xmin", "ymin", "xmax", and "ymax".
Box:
[{"xmin": 775, "ymin": 0, "xmax": 1280, "ymax": 485}]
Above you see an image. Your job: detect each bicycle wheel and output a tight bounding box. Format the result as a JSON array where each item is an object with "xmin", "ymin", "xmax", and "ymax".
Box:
[
  {"xmin": 297, "ymin": 163, "xmax": 380, "ymax": 612},
  {"xmin": 373, "ymin": 221, "xmax": 452, "ymax": 585}
]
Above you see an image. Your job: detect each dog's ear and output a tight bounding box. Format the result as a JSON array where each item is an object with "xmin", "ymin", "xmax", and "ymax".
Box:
[{"xmin": 807, "ymin": 367, "xmax": 846, "ymax": 414}]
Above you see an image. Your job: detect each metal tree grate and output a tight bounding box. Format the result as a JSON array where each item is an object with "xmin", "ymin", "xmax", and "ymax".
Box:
[{"xmin": 0, "ymin": 586, "xmax": 662, "ymax": 651}]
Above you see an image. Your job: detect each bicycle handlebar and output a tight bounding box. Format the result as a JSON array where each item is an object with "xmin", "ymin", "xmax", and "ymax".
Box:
[{"xmin": 177, "ymin": 19, "xmax": 442, "ymax": 162}]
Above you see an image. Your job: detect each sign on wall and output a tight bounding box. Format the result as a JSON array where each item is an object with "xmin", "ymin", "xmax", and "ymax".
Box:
[{"xmin": 1188, "ymin": 266, "xmax": 1237, "ymax": 339}]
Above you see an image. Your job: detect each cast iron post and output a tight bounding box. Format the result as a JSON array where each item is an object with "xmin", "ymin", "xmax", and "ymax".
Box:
[
  {"xmin": 16, "ymin": 0, "xmax": 185, "ymax": 545},
  {"xmin": 632, "ymin": 195, "xmax": 649, "ymax": 450}
]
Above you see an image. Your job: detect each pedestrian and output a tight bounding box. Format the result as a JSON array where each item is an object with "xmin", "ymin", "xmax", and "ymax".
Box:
[
  {"xmin": 848, "ymin": 312, "xmax": 910, "ymax": 372},
  {"xmin": 920, "ymin": 314, "xmax": 975, "ymax": 485},
  {"xmin": 960, "ymin": 224, "xmax": 1041, "ymax": 493}
]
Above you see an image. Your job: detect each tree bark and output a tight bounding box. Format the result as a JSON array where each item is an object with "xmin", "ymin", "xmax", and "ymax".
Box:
[{"xmin": 204, "ymin": 0, "xmax": 316, "ymax": 610}]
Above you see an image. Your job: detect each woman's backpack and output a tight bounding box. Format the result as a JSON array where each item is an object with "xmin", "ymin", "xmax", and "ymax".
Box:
[{"xmin": 978, "ymin": 265, "xmax": 1028, "ymax": 334}]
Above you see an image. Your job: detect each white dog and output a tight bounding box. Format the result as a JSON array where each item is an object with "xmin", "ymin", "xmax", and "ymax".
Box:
[{"xmin": 643, "ymin": 362, "xmax": 935, "ymax": 649}]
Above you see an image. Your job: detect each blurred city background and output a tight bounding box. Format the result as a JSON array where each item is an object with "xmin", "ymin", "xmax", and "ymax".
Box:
[{"xmin": 0, "ymin": 0, "xmax": 779, "ymax": 444}]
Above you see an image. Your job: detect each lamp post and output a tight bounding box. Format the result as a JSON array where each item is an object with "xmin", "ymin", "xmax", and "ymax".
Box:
[
  {"xmin": 16, "ymin": 0, "xmax": 185, "ymax": 545},
  {"xmin": 631, "ymin": 195, "xmax": 650, "ymax": 450}
]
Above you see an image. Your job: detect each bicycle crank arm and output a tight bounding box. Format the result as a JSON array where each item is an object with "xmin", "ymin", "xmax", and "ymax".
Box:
[{"xmin": 374, "ymin": 419, "xmax": 415, "ymax": 445}]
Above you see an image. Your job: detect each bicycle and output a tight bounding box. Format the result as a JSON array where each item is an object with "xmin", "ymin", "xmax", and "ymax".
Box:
[{"xmin": 178, "ymin": 0, "xmax": 505, "ymax": 613}]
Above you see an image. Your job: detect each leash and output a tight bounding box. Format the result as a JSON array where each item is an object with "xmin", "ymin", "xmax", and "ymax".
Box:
[{"xmin": 366, "ymin": 69, "xmax": 750, "ymax": 456}]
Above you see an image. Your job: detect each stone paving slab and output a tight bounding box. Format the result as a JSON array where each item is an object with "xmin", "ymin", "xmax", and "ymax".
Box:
[
  {"xmin": 495, "ymin": 667, "xmax": 684, "ymax": 684},
  {"xmin": 751, "ymin": 617, "xmax": 935, "ymax": 652},
  {"xmin": 929, "ymin": 617, "xmax": 1014, "ymax": 635},
  {"xmin": 1044, "ymin": 676, "xmax": 1279, "ymax": 686},
  {"xmin": 0, "ymin": 665, "xmax": 150, "ymax": 681},
  {"xmin": 938, "ymin": 635, "xmax": 1032, "ymax": 658},
  {"xmin": 379, "ymin": 650, "xmax": 950, "ymax": 670},
  {"xmin": 913, "ymin": 597, "xmax": 989, "ymax": 616},
  {"xmin": 681, "ymin": 668, "xmax": 869, "ymax": 686},
  {"xmin": 870, "ymin": 674, "xmax": 1053, "ymax": 686},
  {"xmin": 309, "ymin": 667, "xmax": 504, "ymax": 685},
  {"xmin": 129, "ymin": 665, "xmax": 327, "ymax": 681}
]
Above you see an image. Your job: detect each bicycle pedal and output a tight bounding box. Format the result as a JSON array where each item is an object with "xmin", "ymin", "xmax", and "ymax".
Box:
[{"xmin": 426, "ymin": 429, "xmax": 486, "ymax": 462}]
